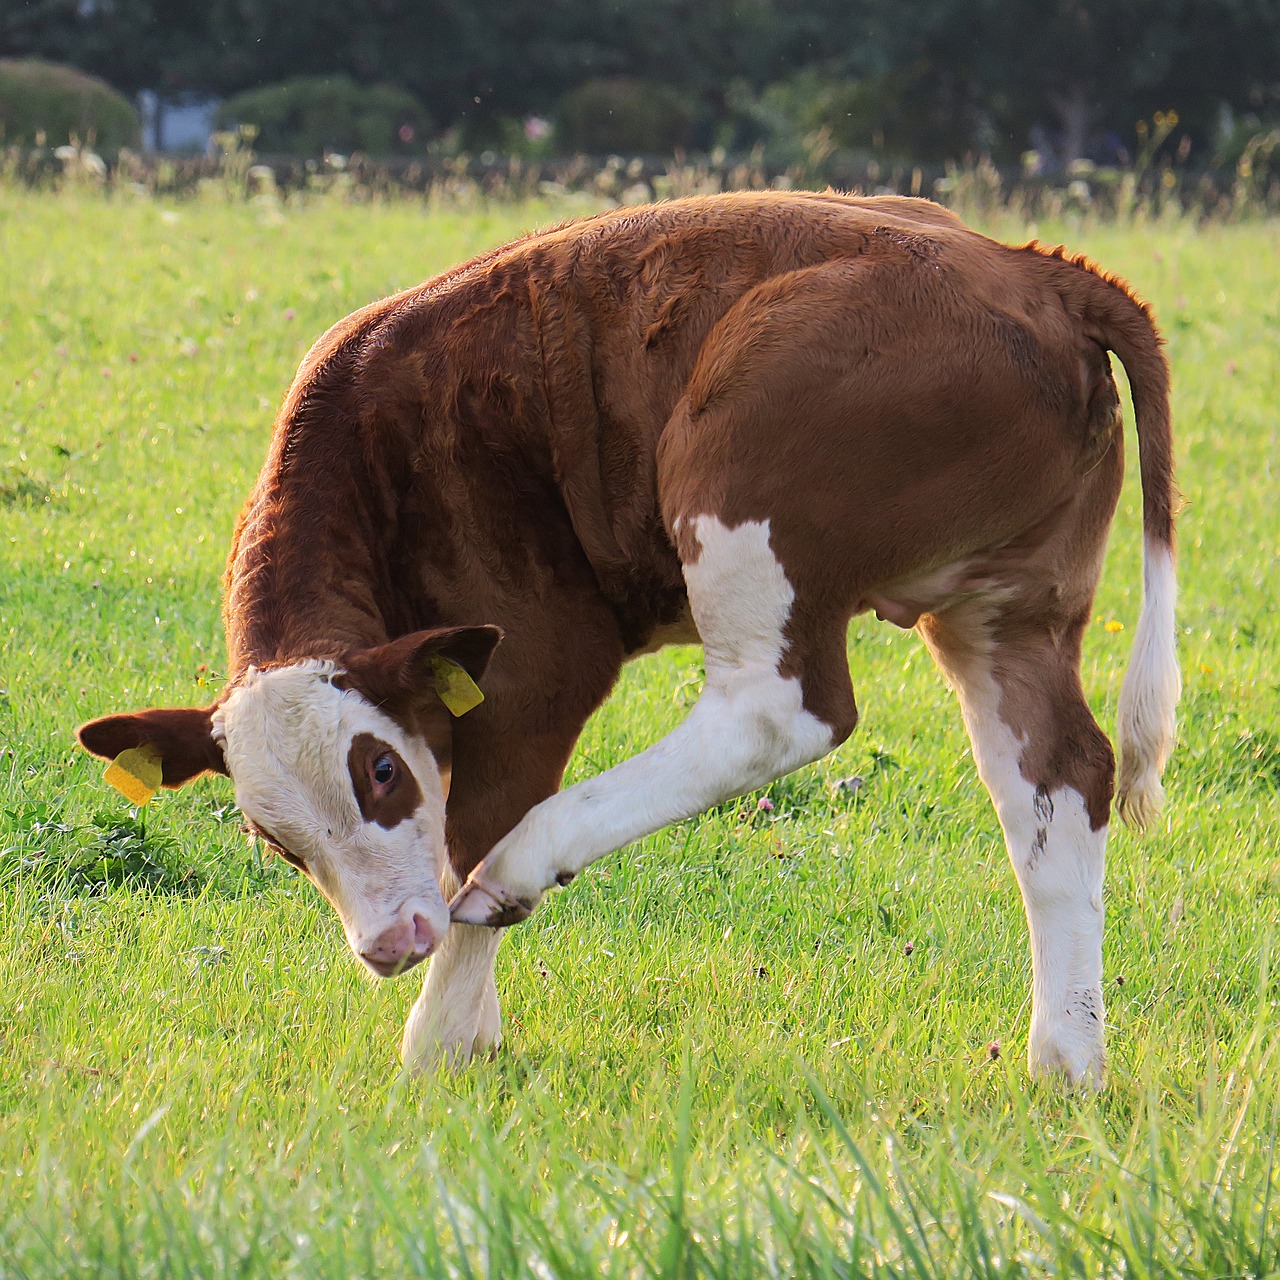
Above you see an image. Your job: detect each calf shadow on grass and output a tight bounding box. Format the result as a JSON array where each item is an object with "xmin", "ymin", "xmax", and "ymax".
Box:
[
  {"xmin": 2, "ymin": 803, "xmax": 207, "ymax": 897},
  {"xmin": 0, "ymin": 464, "xmax": 55, "ymax": 509}
]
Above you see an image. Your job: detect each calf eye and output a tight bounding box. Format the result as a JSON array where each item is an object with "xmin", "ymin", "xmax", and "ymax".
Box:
[
  {"xmin": 348, "ymin": 735, "xmax": 420, "ymax": 828},
  {"xmin": 373, "ymin": 754, "xmax": 396, "ymax": 787}
]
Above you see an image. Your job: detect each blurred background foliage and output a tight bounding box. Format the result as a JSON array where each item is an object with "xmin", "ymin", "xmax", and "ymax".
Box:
[
  {"xmin": 214, "ymin": 76, "xmax": 432, "ymax": 156},
  {"xmin": 1, "ymin": 0, "xmax": 1279, "ymax": 170},
  {"xmin": 0, "ymin": 57, "xmax": 140, "ymax": 149}
]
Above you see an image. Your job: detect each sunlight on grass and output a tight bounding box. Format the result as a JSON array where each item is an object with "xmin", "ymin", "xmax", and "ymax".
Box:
[{"xmin": 1, "ymin": 188, "xmax": 1278, "ymax": 1276}]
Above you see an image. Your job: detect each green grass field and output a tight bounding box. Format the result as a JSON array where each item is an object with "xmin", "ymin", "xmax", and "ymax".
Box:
[{"xmin": 2, "ymin": 187, "xmax": 1278, "ymax": 1277}]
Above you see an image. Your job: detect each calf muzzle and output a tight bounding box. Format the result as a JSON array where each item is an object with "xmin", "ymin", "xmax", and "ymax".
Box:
[{"xmin": 356, "ymin": 911, "xmax": 440, "ymax": 977}]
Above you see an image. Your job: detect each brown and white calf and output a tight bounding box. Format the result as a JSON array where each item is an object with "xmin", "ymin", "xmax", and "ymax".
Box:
[{"xmin": 77, "ymin": 192, "xmax": 1179, "ymax": 1087}]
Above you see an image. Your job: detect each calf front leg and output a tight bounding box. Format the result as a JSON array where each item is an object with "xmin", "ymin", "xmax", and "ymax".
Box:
[
  {"xmin": 452, "ymin": 516, "xmax": 855, "ymax": 925},
  {"xmin": 402, "ymin": 915, "xmax": 503, "ymax": 1072},
  {"xmin": 402, "ymin": 709, "xmax": 602, "ymax": 1072}
]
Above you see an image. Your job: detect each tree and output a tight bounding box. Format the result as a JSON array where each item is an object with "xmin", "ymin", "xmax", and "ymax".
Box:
[
  {"xmin": 2, "ymin": 0, "xmax": 1278, "ymax": 161},
  {"xmin": 782, "ymin": 0, "xmax": 1280, "ymax": 165},
  {"xmin": 964, "ymin": 0, "xmax": 1280, "ymax": 165}
]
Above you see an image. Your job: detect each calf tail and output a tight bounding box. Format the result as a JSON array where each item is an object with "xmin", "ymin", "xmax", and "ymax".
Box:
[
  {"xmin": 1065, "ymin": 255, "xmax": 1180, "ymax": 830},
  {"xmin": 1116, "ymin": 527, "xmax": 1180, "ymax": 830}
]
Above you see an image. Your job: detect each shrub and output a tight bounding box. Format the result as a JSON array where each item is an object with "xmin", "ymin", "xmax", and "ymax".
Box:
[
  {"xmin": 760, "ymin": 72, "xmax": 892, "ymax": 150},
  {"xmin": 217, "ymin": 76, "xmax": 432, "ymax": 157},
  {"xmin": 555, "ymin": 77, "xmax": 696, "ymax": 154},
  {"xmin": 723, "ymin": 69, "xmax": 979, "ymax": 165},
  {"xmin": 0, "ymin": 59, "xmax": 140, "ymax": 151}
]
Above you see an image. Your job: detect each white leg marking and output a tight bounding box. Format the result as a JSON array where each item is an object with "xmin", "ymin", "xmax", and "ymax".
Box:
[
  {"xmin": 451, "ymin": 516, "xmax": 835, "ymax": 921},
  {"xmin": 1117, "ymin": 538, "xmax": 1180, "ymax": 829},
  {"xmin": 952, "ymin": 661, "xmax": 1107, "ymax": 1088},
  {"xmin": 401, "ymin": 923, "xmax": 503, "ymax": 1072},
  {"xmin": 475, "ymin": 971, "xmax": 502, "ymax": 1052},
  {"xmin": 401, "ymin": 867, "xmax": 502, "ymax": 1071}
]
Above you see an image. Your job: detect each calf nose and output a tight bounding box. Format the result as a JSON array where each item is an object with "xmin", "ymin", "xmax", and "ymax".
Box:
[{"xmin": 358, "ymin": 912, "xmax": 440, "ymax": 977}]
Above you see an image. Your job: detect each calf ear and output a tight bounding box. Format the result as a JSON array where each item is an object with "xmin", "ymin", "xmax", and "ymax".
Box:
[
  {"xmin": 341, "ymin": 625, "xmax": 503, "ymax": 714},
  {"xmin": 418, "ymin": 624, "xmax": 503, "ymax": 683},
  {"xmin": 76, "ymin": 705, "xmax": 227, "ymax": 787}
]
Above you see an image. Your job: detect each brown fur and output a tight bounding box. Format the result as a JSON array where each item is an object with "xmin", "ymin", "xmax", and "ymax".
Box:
[
  {"xmin": 348, "ymin": 734, "xmax": 424, "ymax": 829},
  {"xmin": 333, "ymin": 626, "xmax": 500, "ymax": 774},
  {"xmin": 79, "ymin": 191, "xmax": 1175, "ymax": 868}
]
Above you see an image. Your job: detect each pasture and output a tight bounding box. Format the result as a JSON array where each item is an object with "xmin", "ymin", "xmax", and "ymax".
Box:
[{"xmin": 1, "ymin": 187, "xmax": 1278, "ymax": 1277}]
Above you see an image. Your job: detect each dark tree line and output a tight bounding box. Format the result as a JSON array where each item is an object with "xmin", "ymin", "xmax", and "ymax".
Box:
[{"xmin": 3, "ymin": 0, "xmax": 1279, "ymax": 162}]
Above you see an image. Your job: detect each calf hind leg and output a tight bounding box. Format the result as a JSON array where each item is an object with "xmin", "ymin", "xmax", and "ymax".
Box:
[
  {"xmin": 920, "ymin": 603, "xmax": 1114, "ymax": 1088},
  {"xmin": 451, "ymin": 515, "xmax": 857, "ymax": 924}
]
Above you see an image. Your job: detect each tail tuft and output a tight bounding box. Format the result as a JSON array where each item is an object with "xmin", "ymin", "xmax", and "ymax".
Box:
[{"xmin": 1116, "ymin": 538, "xmax": 1180, "ymax": 831}]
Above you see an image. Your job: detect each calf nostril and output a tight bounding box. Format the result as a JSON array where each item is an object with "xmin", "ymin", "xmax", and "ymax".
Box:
[
  {"xmin": 411, "ymin": 912, "xmax": 438, "ymax": 955},
  {"xmin": 356, "ymin": 917, "xmax": 437, "ymax": 977}
]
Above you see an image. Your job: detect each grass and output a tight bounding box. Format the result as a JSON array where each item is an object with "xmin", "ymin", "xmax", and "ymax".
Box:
[{"xmin": 1, "ymin": 185, "xmax": 1279, "ymax": 1276}]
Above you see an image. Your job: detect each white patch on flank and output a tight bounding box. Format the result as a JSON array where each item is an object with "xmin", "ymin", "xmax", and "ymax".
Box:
[
  {"xmin": 1117, "ymin": 538, "xmax": 1180, "ymax": 830},
  {"xmin": 455, "ymin": 515, "xmax": 835, "ymax": 913},
  {"xmin": 213, "ymin": 661, "xmax": 451, "ymax": 970},
  {"xmin": 946, "ymin": 654, "xmax": 1107, "ymax": 1088}
]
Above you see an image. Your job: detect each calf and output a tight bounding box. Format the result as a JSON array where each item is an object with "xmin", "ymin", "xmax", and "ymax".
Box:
[{"xmin": 77, "ymin": 192, "xmax": 1179, "ymax": 1087}]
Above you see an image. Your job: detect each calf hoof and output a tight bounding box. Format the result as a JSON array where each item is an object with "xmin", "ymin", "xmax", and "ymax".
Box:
[
  {"xmin": 449, "ymin": 878, "xmax": 535, "ymax": 928},
  {"xmin": 401, "ymin": 1029, "xmax": 476, "ymax": 1075},
  {"xmin": 1028, "ymin": 1033, "xmax": 1105, "ymax": 1092}
]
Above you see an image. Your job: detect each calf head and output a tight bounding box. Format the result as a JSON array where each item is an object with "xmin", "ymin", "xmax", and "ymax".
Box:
[{"xmin": 76, "ymin": 626, "xmax": 501, "ymax": 977}]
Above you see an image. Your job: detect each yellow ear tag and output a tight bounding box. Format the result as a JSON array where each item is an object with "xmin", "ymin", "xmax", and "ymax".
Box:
[
  {"xmin": 431, "ymin": 657, "xmax": 485, "ymax": 717},
  {"xmin": 104, "ymin": 744, "xmax": 163, "ymax": 806}
]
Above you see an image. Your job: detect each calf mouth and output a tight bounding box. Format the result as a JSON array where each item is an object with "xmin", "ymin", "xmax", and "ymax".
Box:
[{"xmin": 359, "ymin": 949, "xmax": 432, "ymax": 979}]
